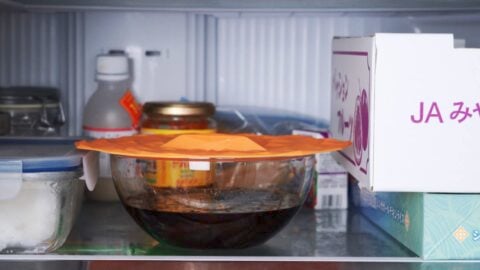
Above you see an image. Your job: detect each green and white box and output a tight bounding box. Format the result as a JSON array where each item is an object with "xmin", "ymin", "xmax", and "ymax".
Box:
[{"xmin": 351, "ymin": 181, "xmax": 480, "ymax": 259}]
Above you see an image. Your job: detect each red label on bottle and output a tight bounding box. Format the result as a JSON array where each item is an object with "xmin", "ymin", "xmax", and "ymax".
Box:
[{"xmin": 119, "ymin": 90, "xmax": 142, "ymax": 128}]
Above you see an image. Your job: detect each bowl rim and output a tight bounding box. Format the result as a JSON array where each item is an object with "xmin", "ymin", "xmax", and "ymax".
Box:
[{"xmin": 108, "ymin": 154, "xmax": 315, "ymax": 162}]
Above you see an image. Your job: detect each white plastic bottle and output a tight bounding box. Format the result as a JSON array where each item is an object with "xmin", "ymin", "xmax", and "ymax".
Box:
[{"xmin": 83, "ymin": 54, "xmax": 140, "ymax": 201}]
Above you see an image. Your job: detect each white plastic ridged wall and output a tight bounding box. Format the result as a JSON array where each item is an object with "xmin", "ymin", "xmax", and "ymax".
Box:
[
  {"xmin": 62, "ymin": 12, "xmax": 85, "ymax": 136},
  {"xmin": 0, "ymin": 12, "xmax": 60, "ymax": 87},
  {"xmin": 0, "ymin": 11, "xmax": 84, "ymax": 135},
  {"xmin": 1, "ymin": 11, "xmax": 417, "ymax": 133},
  {"xmin": 186, "ymin": 13, "xmax": 218, "ymax": 103},
  {"xmin": 215, "ymin": 15, "xmax": 384, "ymax": 121}
]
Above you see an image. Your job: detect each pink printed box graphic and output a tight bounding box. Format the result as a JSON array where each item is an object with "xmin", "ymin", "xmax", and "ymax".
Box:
[{"xmin": 331, "ymin": 51, "xmax": 370, "ymax": 176}]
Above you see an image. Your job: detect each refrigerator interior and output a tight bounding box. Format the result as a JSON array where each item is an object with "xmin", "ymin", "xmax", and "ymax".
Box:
[
  {"xmin": 2, "ymin": 3, "xmax": 480, "ymax": 135},
  {"xmin": 2, "ymin": 2, "xmax": 480, "ymax": 268}
]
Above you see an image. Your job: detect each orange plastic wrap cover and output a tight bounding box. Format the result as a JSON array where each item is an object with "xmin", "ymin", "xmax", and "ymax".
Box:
[{"xmin": 75, "ymin": 133, "xmax": 351, "ymax": 160}]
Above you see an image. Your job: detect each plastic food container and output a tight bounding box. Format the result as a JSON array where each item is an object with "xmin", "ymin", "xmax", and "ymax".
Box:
[
  {"xmin": 0, "ymin": 138, "xmax": 86, "ymax": 253},
  {"xmin": 111, "ymin": 155, "xmax": 314, "ymax": 249}
]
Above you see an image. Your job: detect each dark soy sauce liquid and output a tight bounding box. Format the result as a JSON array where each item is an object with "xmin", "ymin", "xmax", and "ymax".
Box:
[
  {"xmin": 123, "ymin": 189, "xmax": 302, "ymax": 249},
  {"xmin": 125, "ymin": 205, "xmax": 299, "ymax": 249}
]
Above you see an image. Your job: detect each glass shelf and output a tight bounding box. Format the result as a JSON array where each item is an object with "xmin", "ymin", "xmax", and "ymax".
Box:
[
  {"xmin": 1, "ymin": 202, "xmax": 480, "ymax": 269},
  {"xmin": 57, "ymin": 201, "xmax": 417, "ymax": 260},
  {"xmin": 2, "ymin": 201, "xmax": 417, "ymax": 260}
]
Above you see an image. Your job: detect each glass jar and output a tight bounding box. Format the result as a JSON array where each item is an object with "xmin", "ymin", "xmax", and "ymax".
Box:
[
  {"xmin": 141, "ymin": 102, "xmax": 216, "ymax": 134},
  {"xmin": 140, "ymin": 102, "xmax": 216, "ymax": 188},
  {"xmin": 0, "ymin": 87, "xmax": 65, "ymax": 136}
]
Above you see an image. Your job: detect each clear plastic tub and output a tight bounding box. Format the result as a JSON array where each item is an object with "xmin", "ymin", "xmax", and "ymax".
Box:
[{"xmin": 0, "ymin": 138, "xmax": 85, "ymax": 253}]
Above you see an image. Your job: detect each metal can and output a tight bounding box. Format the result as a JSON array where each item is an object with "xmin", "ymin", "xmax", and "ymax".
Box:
[{"xmin": 140, "ymin": 102, "xmax": 216, "ymax": 188}]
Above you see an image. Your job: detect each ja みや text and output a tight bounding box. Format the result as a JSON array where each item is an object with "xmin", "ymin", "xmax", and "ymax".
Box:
[{"xmin": 410, "ymin": 102, "xmax": 480, "ymax": 124}]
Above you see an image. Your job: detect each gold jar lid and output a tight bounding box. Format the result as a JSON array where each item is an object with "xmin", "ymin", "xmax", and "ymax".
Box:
[{"xmin": 143, "ymin": 102, "xmax": 215, "ymax": 117}]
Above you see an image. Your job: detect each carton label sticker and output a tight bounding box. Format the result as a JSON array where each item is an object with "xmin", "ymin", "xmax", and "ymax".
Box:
[
  {"xmin": 316, "ymin": 173, "xmax": 348, "ymax": 210},
  {"xmin": 189, "ymin": 161, "xmax": 211, "ymax": 171},
  {"xmin": 147, "ymin": 160, "xmax": 212, "ymax": 188},
  {"xmin": 331, "ymin": 51, "xmax": 370, "ymax": 176},
  {"xmin": 119, "ymin": 90, "xmax": 142, "ymax": 128}
]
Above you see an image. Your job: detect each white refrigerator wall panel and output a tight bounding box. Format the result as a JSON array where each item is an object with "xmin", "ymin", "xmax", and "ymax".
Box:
[
  {"xmin": 83, "ymin": 11, "xmax": 188, "ymax": 104},
  {"xmin": 0, "ymin": 12, "xmax": 60, "ymax": 87},
  {"xmin": 3, "ymin": 11, "xmax": 480, "ymax": 135},
  {"xmin": 0, "ymin": 12, "xmax": 84, "ymax": 135},
  {"xmin": 215, "ymin": 15, "xmax": 412, "ymax": 121}
]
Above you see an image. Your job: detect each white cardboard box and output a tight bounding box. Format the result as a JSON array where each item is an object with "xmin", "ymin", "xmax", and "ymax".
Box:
[{"xmin": 330, "ymin": 33, "xmax": 480, "ymax": 192}]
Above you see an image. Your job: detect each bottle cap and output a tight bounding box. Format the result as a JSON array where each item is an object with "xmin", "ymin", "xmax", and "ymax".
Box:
[{"xmin": 96, "ymin": 54, "xmax": 129, "ymax": 81}]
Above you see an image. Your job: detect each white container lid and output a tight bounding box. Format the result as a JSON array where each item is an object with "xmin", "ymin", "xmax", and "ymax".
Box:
[
  {"xmin": 0, "ymin": 137, "xmax": 83, "ymax": 173},
  {"xmin": 0, "ymin": 137, "xmax": 88, "ymax": 200},
  {"xmin": 96, "ymin": 54, "xmax": 129, "ymax": 81}
]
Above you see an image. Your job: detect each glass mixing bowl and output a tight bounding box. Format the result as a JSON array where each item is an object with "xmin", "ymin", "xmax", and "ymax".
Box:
[{"xmin": 111, "ymin": 155, "xmax": 315, "ymax": 249}]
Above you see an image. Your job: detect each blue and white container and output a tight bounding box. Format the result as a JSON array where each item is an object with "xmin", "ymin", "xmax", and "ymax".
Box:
[{"xmin": 0, "ymin": 138, "xmax": 88, "ymax": 253}]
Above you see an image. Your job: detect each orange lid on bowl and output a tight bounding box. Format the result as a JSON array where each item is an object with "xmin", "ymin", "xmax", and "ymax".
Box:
[{"xmin": 75, "ymin": 133, "xmax": 350, "ymax": 160}]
